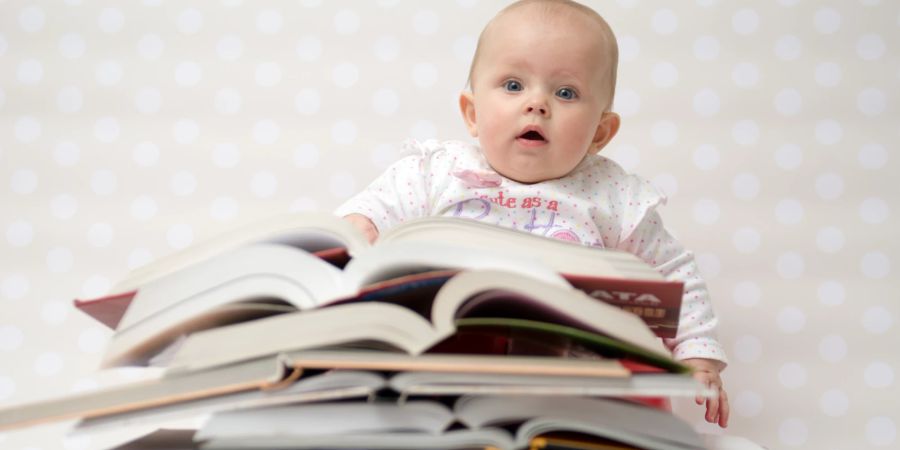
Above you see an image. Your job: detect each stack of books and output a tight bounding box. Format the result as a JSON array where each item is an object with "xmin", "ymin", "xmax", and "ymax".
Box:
[{"xmin": 0, "ymin": 215, "xmax": 714, "ymax": 450}]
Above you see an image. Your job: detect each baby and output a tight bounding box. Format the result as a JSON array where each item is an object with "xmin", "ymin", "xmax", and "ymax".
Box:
[{"xmin": 337, "ymin": 0, "xmax": 729, "ymax": 427}]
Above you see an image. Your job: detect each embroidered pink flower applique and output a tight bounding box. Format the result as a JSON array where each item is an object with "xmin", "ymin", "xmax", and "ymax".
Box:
[{"xmin": 452, "ymin": 169, "xmax": 502, "ymax": 188}]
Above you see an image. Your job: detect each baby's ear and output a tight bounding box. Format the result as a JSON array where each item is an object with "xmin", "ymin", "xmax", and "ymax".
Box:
[
  {"xmin": 590, "ymin": 112, "xmax": 620, "ymax": 154},
  {"xmin": 459, "ymin": 91, "xmax": 478, "ymax": 137}
]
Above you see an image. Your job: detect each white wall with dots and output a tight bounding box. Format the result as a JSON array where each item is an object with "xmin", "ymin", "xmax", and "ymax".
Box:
[{"xmin": 0, "ymin": 1, "xmax": 897, "ymax": 449}]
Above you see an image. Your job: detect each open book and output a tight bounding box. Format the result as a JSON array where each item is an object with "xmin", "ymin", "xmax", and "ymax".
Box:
[
  {"xmin": 76, "ymin": 214, "xmax": 683, "ymax": 337},
  {"xmin": 144, "ymin": 270, "xmax": 681, "ymax": 373}
]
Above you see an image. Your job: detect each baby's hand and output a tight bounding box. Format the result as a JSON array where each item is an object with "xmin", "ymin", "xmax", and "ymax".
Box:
[
  {"xmin": 682, "ymin": 358, "xmax": 729, "ymax": 428},
  {"xmin": 343, "ymin": 213, "xmax": 379, "ymax": 244}
]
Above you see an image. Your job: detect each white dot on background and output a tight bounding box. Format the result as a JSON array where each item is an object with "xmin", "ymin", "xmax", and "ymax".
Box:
[
  {"xmin": 733, "ymin": 390, "xmax": 763, "ymax": 417},
  {"xmin": 613, "ymin": 88, "xmax": 640, "ymax": 117},
  {"xmin": 59, "ymin": 33, "xmax": 86, "ymax": 59},
  {"xmin": 0, "ymin": 375, "xmax": 14, "ymax": 401},
  {"xmin": 217, "ymin": 35, "xmax": 243, "ymax": 60},
  {"xmin": 135, "ymin": 88, "xmax": 162, "ymax": 114},
  {"xmin": 775, "ymin": 144, "xmax": 803, "ymax": 170},
  {"xmin": 130, "ymin": 195, "xmax": 158, "ymax": 221},
  {"xmin": 819, "ymin": 334, "xmax": 847, "ymax": 363},
  {"xmin": 651, "ymin": 9, "xmax": 678, "ymax": 35},
  {"xmin": 650, "ymin": 121, "xmax": 678, "ymax": 146},
  {"xmin": 34, "ymin": 352, "xmax": 64, "ymax": 377},
  {"xmin": 293, "ymin": 143, "xmax": 320, "ymax": 169},
  {"xmin": 732, "ymin": 172, "xmax": 760, "ymax": 200},
  {"xmin": 11, "ymin": 169, "xmax": 38, "ymax": 194},
  {"xmin": 863, "ymin": 361, "xmax": 894, "ymax": 388},
  {"xmin": 296, "ymin": 36, "xmax": 322, "ymax": 62},
  {"xmin": 733, "ymin": 281, "xmax": 761, "ymax": 307},
  {"xmin": 331, "ymin": 120, "xmax": 358, "ymax": 145},
  {"xmin": 618, "ymin": 35, "xmax": 640, "ymax": 61},
  {"xmin": 453, "ymin": 35, "xmax": 476, "ymax": 63},
  {"xmin": 693, "ymin": 199, "xmax": 719, "ymax": 225},
  {"xmin": 858, "ymin": 143, "xmax": 888, "ymax": 169},
  {"xmin": 173, "ymin": 119, "xmax": 199, "ymax": 144},
  {"xmin": 862, "ymin": 306, "xmax": 893, "ymax": 334},
  {"xmin": 776, "ymin": 252, "xmax": 805, "ymax": 279},
  {"xmin": 332, "ymin": 62, "xmax": 359, "ymax": 88},
  {"xmin": 733, "ymin": 227, "xmax": 761, "ymax": 253},
  {"xmin": 778, "ymin": 306, "xmax": 807, "ymax": 333},
  {"xmin": 255, "ymin": 62, "xmax": 282, "ymax": 87},
  {"xmin": 866, "ymin": 417, "xmax": 896, "ymax": 447},
  {"xmin": 820, "ymin": 389, "xmax": 849, "ymax": 417},
  {"xmin": 334, "ymin": 8, "xmax": 360, "ymax": 35},
  {"xmin": 0, "ymin": 325, "xmax": 24, "ymax": 351},
  {"xmin": 97, "ymin": 7, "xmax": 125, "ymax": 33},
  {"xmin": 693, "ymin": 35, "xmax": 720, "ymax": 61},
  {"xmin": 6, "ymin": 220, "xmax": 34, "ymax": 247},
  {"xmin": 329, "ymin": 171, "xmax": 357, "ymax": 199},
  {"xmin": 732, "ymin": 8, "xmax": 760, "ymax": 35},
  {"xmin": 815, "ymin": 226, "xmax": 845, "ymax": 253},
  {"xmin": 177, "ymin": 8, "xmax": 203, "ymax": 34},
  {"xmin": 815, "ymin": 173, "xmax": 844, "ymax": 200},
  {"xmin": 127, "ymin": 248, "xmax": 154, "ymax": 270},
  {"xmin": 779, "ymin": 418, "xmax": 809, "ymax": 446},
  {"xmin": 650, "ymin": 62, "xmax": 678, "ymax": 87},
  {"xmin": 371, "ymin": 143, "xmax": 400, "ymax": 169},
  {"xmin": 732, "ymin": 120, "xmax": 760, "ymax": 146},
  {"xmin": 295, "ymin": 88, "xmax": 321, "ymax": 115},
  {"xmin": 818, "ymin": 280, "xmax": 845, "ymax": 306},
  {"xmin": 692, "ymin": 89, "xmax": 720, "ymax": 117},
  {"xmin": 133, "ymin": 141, "xmax": 160, "ymax": 167},
  {"xmin": 412, "ymin": 63, "xmax": 439, "ymax": 88},
  {"xmin": 252, "ymin": 119, "xmax": 281, "ymax": 145},
  {"xmin": 250, "ymin": 171, "xmax": 278, "ymax": 198},
  {"xmin": 15, "ymin": 116, "xmax": 42, "ymax": 143},
  {"xmin": 210, "ymin": 197, "xmax": 238, "ymax": 221},
  {"xmin": 695, "ymin": 253, "xmax": 721, "ymax": 279},
  {"xmin": 774, "ymin": 89, "xmax": 802, "ymax": 116},
  {"xmin": 732, "ymin": 62, "xmax": 760, "ymax": 88},
  {"xmin": 19, "ymin": 5, "xmax": 46, "ymax": 32},
  {"xmin": 170, "ymin": 171, "xmax": 197, "ymax": 196},
  {"xmin": 87, "ymin": 222, "xmax": 114, "ymax": 247},
  {"xmin": 1, "ymin": 273, "xmax": 29, "ymax": 300},
  {"xmin": 82, "ymin": 275, "xmax": 110, "ymax": 299},
  {"xmin": 46, "ymin": 247, "xmax": 73, "ymax": 273},
  {"xmin": 58, "ymin": 86, "xmax": 84, "ymax": 113},
  {"xmin": 856, "ymin": 34, "xmax": 885, "ymax": 61},
  {"xmin": 692, "ymin": 144, "xmax": 719, "ymax": 171},
  {"xmin": 775, "ymin": 35, "xmax": 802, "ymax": 60},
  {"xmin": 78, "ymin": 327, "xmax": 108, "ymax": 354},
  {"xmin": 167, "ymin": 224, "xmax": 194, "ymax": 250},
  {"xmin": 733, "ymin": 335, "xmax": 762, "ymax": 363},
  {"xmin": 137, "ymin": 34, "xmax": 164, "ymax": 60},
  {"xmin": 90, "ymin": 170, "xmax": 117, "ymax": 195},
  {"xmin": 857, "ymin": 88, "xmax": 886, "ymax": 116},
  {"xmin": 215, "ymin": 88, "xmax": 242, "ymax": 115},
  {"xmin": 373, "ymin": 36, "xmax": 400, "ymax": 62},
  {"xmin": 814, "ymin": 62, "xmax": 842, "ymax": 87},
  {"xmin": 650, "ymin": 174, "xmax": 678, "ymax": 198},
  {"xmin": 812, "ymin": 7, "xmax": 842, "ymax": 34},
  {"xmin": 212, "ymin": 143, "xmax": 240, "ymax": 168},
  {"xmin": 175, "ymin": 61, "xmax": 203, "ymax": 87},
  {"xmin": 778, "ymin": 362, "xmax": 808, "ymax": 389},
  {"xmin": 413, "ymin": 10, "xmax": 440, "ymax": 35},
  {"xmin": 860, "ymin": 251, "xmax": 890, "ymax": 279},
  {"xmin": 775, "ymin": 198, "xmax": 804, "ymax": 225},
  {"xmin": 41, "ymin": 300, "xmax": 69, "ymax": 325},
  {"xmin": 815, "ymin": 119, "xmax": 843, "ymax": 145},
  {"xmin": 257, "ymin": 9, "xmax": 283, "ymax": 34},
  {"xmin": 50, "ymin": 194, "xmax": 78, "ymax": 220},
  {"xmin": 94, "ymin": 117, "xmax": 120, "ymax": 143},
  {"xmin": 95, "ymin": 60, "xmax": 123, "ymax": 86}
]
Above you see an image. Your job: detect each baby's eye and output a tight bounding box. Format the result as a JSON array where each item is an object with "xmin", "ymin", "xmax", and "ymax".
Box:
[
  {"xmin": 503, "ymin": 80, "xmax": 523, "ymax": 92},
  {"xmin": 556, "ymin": 87, "xmax": 578, "ymax": 100}
]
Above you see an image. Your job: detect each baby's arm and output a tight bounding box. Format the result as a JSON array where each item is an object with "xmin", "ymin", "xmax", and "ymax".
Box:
[
  {"xmin": 343, "ymin": 213, "xmax": 379, "ymax": 244},
  {"xmin": 682, "ymin": 358, "xmax": 729, "ymax": 428}
]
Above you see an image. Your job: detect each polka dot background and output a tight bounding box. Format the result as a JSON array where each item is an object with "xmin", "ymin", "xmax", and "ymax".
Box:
[{"xmin": 0, "ymin": 0, "xmax": 897, "ymax": 448}]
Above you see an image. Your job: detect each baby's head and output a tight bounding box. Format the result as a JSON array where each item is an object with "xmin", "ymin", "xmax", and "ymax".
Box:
[{"xmin": 459, "ymin": 0, "xmax": 621, "ymax": 184}]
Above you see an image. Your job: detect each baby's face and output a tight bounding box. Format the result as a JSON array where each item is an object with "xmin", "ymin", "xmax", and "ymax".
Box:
[{"xmin": 460, "ymin": 8, "xmax": 618, "ymax": 184}]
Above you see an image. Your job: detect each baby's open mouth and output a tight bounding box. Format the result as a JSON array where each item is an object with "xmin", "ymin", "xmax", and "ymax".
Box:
[{"xmin": 518, "ymin": 130, "xmax": 546, "ymax": 141}]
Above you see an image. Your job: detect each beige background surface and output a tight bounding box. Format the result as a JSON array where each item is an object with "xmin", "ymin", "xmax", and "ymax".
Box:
[{"xmin": 0, "ymin": 0, "xmax": 897, "ymax": 448}]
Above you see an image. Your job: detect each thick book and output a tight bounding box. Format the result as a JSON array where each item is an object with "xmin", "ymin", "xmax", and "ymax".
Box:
[
  {"xmin": 75, "ymin": 214, "xmax": 683, "ymax": 337},
  {"xmin": 156, "ymin": 270, "xmax": 682, "ymax": 374}
]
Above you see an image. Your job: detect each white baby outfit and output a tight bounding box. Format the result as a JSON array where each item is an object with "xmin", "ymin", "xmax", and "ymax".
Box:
[{"xmin": 335, "ymin": 139, "xmax": 727, "ymax": 363}]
